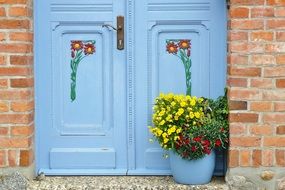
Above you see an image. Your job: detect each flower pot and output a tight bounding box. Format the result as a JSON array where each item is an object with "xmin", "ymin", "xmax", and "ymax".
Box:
[{"xmin": 169, "ymin": 150, "xmax": 216, "ymax": 185}]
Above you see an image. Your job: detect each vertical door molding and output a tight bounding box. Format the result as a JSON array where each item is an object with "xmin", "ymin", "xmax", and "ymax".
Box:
[{"xmin": 126, "ymin": 0, "xmax": 136, "ymax": 170}]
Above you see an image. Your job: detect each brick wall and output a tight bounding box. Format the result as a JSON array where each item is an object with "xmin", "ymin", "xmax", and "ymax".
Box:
[
  {"xmin": 0, "ymin": 0, "xmax": 34, "ymax": 170},
  {"xmin": 227, "ymin": 0, "xmax": 285, "ymax": 188}
]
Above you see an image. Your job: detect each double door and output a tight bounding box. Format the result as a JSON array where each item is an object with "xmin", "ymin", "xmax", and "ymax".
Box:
[{"xmin": 35, "ymin": 0, "xmax": 227, "ymax": 175}]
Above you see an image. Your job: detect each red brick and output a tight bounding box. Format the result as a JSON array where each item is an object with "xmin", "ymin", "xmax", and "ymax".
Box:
[
  {"xmin": 10, "ymin": 78, "xmax": 34, "ymax": 88},
  {"xmin": 11, "ymin": 101, "xmax": 34, "ymax": 112},
  {"xmin": 0, "ymin": 101, "xmax": 8, "ymax": 112},
  {"xmin": 230, "ymin": 7, "xmax": 249, "ymax": 18},
  {"xmin": 267, "ymin": 0, "xmax": 285, "ymax": 6},
  {"xmin": 229, "ymin": 101, "xmax": 247, "ymax": 110},
  {"xmin": 229, "ymin": 113, "xmax": 259, "ymax": 123},
  {"xmin": 228, "ymin": 67, "xmax": 261, "ymax": 77},
  {"xmin": 240, "ymin": 150, "xmax": 251, "ymax": 167},
  {"xmin": 0, "ymin": 113, "xmax": 33, "ymax": 124},
  {"xmin": 227, "ymin": 78, "xmax": 248, "ymax": 87},
  {"xmin": 263, "ymin": 113, "xmax": 285, "ymax": 123},
  {"xmin": 262, "ymin": 150, "xmax": 273, "ymax": 166},
  {"xmin": 250, "ymin": 78, "xmax": 273, "ymax": 88},
  {"xmin": 230, "ymin": 137, "xmax": 261, "ymax": 147},
  {"xmin": 264, "ymin": 137, "xmax": 285, "ymax": 146},
  {"xmin": 228, "ymin": 55, "xmax": 249, "ymax": 65},
  {"xmin": 275, "ymin": 7, "xmax": 285, "ymax": 17},
  {"xmin": 228, "ymin": 31, "xmax": 248, "ymax": 41},
  {"xmin": 264, "ymin": 67, "xmax": 285, "ymax": 77},
  {"xmin": 250, "ymin": 125, "xmax": 273, "ymax": 135},
  {"xmin": 229, "ymin": 149, "xmax": 239, "ymax": 168},
  {"xmin": 0, "ymin": 79, "xmax": 8, "ymax": 88},
  {"xmin": 0, "ymin": 150, "xmax": 6, "ymax": 166},
  {"xmin": 0, "ymin": 19, "xmax": 30, "ymax": 29},
  {"xmin": 0, "ymin": 137, "xmax": 30, "ymax": 148},
  {"xmin": 267, "ymin": 20, "xmax": 285, "ymax": 29},
  {"xmin": 276, "ymin": 150, "xmax": 285, "ymax": 166},
  {"xmin": 0, "ymin": 44, "xmax": 32, "ymax": 53},
  {"xmin": 8, "ymin": 150, "xmax": 17, "ymax": 166},
  {"xmin": 0, "ymin": 7, "xmax": 5, "ymax": 16},
  {"xmin": 230, "ymin": 123, "xmax": 247, "ymax": 135},
  {"xmin": 275, "ymin": 102, "xmax": 285, "ymax": 111},
  {"xmin": 251, "ymin": 55, "xmax": 275, "ymax": 65},
  {"xmin": 277, "ymin": 125, "xmax": 285, "ymax": 135},
  {"xmin": 229, "ymin": 89, "xmax": 261, "ymax": 100},
  {"xmin": 0, "ymin": 67, "xmax": 32, "ymax": 76},
  {"xmin": 11, "ymin": 125, "xmax": 33, "ymax": 136},
  {"xmin": 230, "ymin": 20, "xmax": 264, "ymax": 30},
  {"xmin": 276, "ymin": 79, "xmax": 285, "ymax": 88},
  {"xmin": 250, "ymin": 31, "xmax": 273, "ymax": 42},
  {"xmin": 263, "ymin": 90, "xmax": 285, "ymax": 101},
  {"xmin": 20, "ymin": 149, "xmax": 33, "ymax": 166},
  {"xmin": 277, "ymin": 32, "xmax": 285, "ymax": 41},
  {"xmin": 276, "ymin": 55, "xmax": 285, "ymax": 64},
  {"xmin": 231, "ymin": 0, "xmax": 264, "ymax": 5},
  {"xmin": 253, "ymin": 150, "xmax": 262, "ymax": 167},
  {"xmin": 10, "ymin": 55, "xmax": 33, "ymax": 65},
  {"xmin": 0, "ymin": 127, "xmax": 8, "ymax": 135},
  {"xmin": 0, "ymin": 90, "xmax": 32, "ymax": 100},
  {"xmin": 8, "ymin": 7, "xmax": 31, "ymax": 17},
  {"xmin": 250, "ymin": 102, "xmax": 272, "ymax": 111},
  {"xmin": 265, "ymin": 44, "xmax": 285, "ymax": 53},
  {"xmin": 9, "ymin": 32, "xmax": 33, "ymax": 42},
  {"xmin": 0, "ymin": 0, "xmax": 28, "ymax": 4},
  {"xmin": 251, "ymin": 8, "xmax": 274, "ymax": 18}
]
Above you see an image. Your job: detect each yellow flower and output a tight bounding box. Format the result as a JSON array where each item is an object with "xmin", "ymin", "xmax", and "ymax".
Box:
[
  {"xmin": 159, "ymin": 120, "xmax": 165, "ymax": 125},
  {"xmin": 171, "ymin": 101, "xmax": 176, "ymax": 106},
  {"xmin": 190, "ymin": 99, "xmax": 196, "ymax": 106},
  {"xmin": 176, "ymin": 128, "xmax": 182, "ymax": 133},
  {"xmin": 159, "ymin": 110, "xmax": 165, "ymax": 116},
  {"xmin": 157, "ymin": 129, "xmax": 163, "ymax": 136},
  {"xmin": 166, "ymin": 115, "xmax": 173, "ymax": 121},
  {"xmin": 174, "ymin": 136, "xmax": 179, "ymax": 140},
  {"xmin": 198, "ymin": 97, "xmax": 204, "ymax": 103},
  {"xmin": 194, "ymin": 112, "xmax": 200, "ymax": 118},
  {"xmin": 189, "ymin": 112, "xmax": 194, "ymax": 119},
  {"xmin": 163, "ymin": 138, "xmax": 169, "ymax": 143},
  {"xmin": 180, "ymin": 101, "xmax": 187, "ymax": 107},
  {"xmin": 174, "ymin": 115, "xmax": 179, "ymax": 120},
  {"xmin": 162, "ymin": 132, "xmax": 167, "ymax": 137}
]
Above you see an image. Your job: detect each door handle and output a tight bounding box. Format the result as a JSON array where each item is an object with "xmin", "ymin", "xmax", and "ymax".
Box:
[{"xmin": 102, "ymin": 16, "xmax": 124, "ymax": 50}]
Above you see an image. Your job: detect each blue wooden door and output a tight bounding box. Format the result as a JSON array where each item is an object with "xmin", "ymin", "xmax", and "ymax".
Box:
[{"xmin": 35, "ymin": 0, "xmax": 227, "ymax": 175}]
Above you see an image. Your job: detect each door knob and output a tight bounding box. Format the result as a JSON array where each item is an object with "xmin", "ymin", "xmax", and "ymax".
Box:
[{"xmin": 102, "ymin": 16, "xmax": 124, "ymax": 50}]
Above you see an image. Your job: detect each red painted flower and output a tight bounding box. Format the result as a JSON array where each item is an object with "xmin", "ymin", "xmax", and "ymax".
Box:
[
  {"xmin": 215, "ymin": 139, "xmax": 222, "ymax": 147},
  {"xmin": 84, "ymin": 43, "xmax": 95, "ymax": 55},
  {"xmin": 166, "ymin": 42, "xmax": 178, "ymax": 54},
  {"xmin": 178, "ymin": 40, "xmax": 191, "ymax": 50},
  {"xmin": 191, "ymin": 146, "xmax": 197, "ymax": 152},
  {"xmin": 71, "ymin": 41, "xmax": 83, "ymax": 51},
  {"xmin": 183, "ymin": 138, "xmax": 190, "ymax": 145}
]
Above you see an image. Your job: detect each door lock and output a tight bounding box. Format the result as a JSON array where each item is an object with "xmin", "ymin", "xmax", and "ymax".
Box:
[{"xmin": 102, "ymin": 16, "xmax": 124, "ymax": 50}]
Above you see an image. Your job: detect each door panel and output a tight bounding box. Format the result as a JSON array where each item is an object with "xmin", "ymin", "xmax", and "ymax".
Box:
[
  {"xmin": 35, "ymin": 0, "xmax": 127, "ymax": 174},
  {"xmin": 131, "ymin": 0, "xmax": 227, "ymax": 175}
]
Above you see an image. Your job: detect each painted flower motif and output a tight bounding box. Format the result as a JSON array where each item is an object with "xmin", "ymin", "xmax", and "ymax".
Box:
[
  {"xmin": 215, "ymin": 139, "xmax": 222, "ymax": 147},
  {"xmin": 84, "ymin": 43, "xmax": 95, "ymax": 55},
  {"xmin": 166, "ymin": 42, "xmax": 178, "ymax": 54},
  {"xmin": 71, "ymin": 41, "xmax": 83, "ymax": 51},
  {"xmin": 178, "ymin": 40, "xmax": 191, "ymax": 50}
]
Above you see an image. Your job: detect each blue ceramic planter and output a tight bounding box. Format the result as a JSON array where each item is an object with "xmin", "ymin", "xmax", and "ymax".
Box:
[{"xmin": 169, "ymin": 150, "xmax": 216, "ymax": 185}]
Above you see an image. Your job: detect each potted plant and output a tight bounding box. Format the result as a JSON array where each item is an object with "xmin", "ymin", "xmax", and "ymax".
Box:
[{"xmin": 149, "ymin": 92, "xmax": 228, "ymax": 185}]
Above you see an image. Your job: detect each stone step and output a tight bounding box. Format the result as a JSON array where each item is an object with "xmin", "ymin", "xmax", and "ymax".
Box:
[{"xmin": 27, "ymin": 176, "xmax": 228, "ymax": 190}]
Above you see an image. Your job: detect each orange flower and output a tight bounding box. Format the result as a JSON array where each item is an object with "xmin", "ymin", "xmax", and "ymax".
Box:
[
  {"xmin": 71, "ymin": 41, "xmax": 83, "ymax": 51},
  {"xmin": 84, "ymin": 43, "xmax": 95, "ymax": 55},
  {"xmin": 178, "ymin": 40, "xmax": 191, "ymax": 50},
  {"xmin": 166, "ymin": 42, "xmax": 178, "ymax": 54}
]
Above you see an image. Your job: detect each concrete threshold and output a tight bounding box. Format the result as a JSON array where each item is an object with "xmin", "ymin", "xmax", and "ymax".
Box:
[{"xmin": 28, "ymin": 176, "xmax": 228, "ymax": 190}]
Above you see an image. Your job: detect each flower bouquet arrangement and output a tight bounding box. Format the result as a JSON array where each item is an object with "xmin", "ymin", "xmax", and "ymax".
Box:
[{"xmin": 149, "ymin": 92, "xmax": 228, "ymax": 184}]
